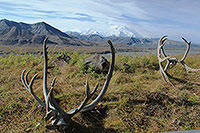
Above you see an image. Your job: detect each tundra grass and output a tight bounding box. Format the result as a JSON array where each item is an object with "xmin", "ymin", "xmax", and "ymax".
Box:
[{"xmin": 0, "ymin": 52, "xmax": 200, "ymax": 132}]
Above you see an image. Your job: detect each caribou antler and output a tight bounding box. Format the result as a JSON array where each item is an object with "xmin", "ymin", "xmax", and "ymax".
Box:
[
  {"xmin": 180, "ymin": 37, "xmax": 200, "ymax": 72},
  {"xmin": 157, "ymin": 35, "xmax": 200, "ymax": 87},
  {"xmin": 157, "ymin": 36, "xmax": 175, "ymax": 87},
  {"xmin": 21, "ymin": 70, "xmax": 45, "ymax": 106},
  {"xmin": 21, "ymin": 37, "xmax": 115, "ymax": 129}
]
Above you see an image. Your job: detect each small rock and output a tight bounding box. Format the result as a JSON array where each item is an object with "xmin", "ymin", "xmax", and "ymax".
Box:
[
  {"xmin": 52, "ymin": 53, "xmax": 71, "ymax": 66},
  {"xmin": 84, "ymin": 54, "xmax": 110, "ymax": 74}
]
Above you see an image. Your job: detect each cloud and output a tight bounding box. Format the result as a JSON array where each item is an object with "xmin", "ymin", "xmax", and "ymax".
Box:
[
  {"xmin": 31, "ymin": 9, "xmax": 58, "ymax": 14},
  {"xmin": 0, "ymin": 1, "xmax": 31, "ymax": 8},
  {"xmin": 92, "ymin": 0, "xmax": 200, "ymax": 42},
  {"xmin": 75, "ymin": 13, "xmax": 91, "ymax": 17},
  {"xmin": 0, "ymin": 0, "xmax": 200, "ymax": 43},
  {"xmin": 62, "ymin": 16, "xmax": 96, "ymax": 22}
]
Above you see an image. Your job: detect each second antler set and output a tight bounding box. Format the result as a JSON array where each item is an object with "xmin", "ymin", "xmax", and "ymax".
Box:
[
  {"xmin": 21, "ymin": 37, "xmax": 115, "ymax": 129},
  {"xmin": 157, "ymin": 35, "xmax": 200, "ymax": 87}
]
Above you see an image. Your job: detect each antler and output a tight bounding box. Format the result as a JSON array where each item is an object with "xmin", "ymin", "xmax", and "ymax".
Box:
[
  {"xmin": 157, "ymin": 35, "xmax": 175, "ymax": 87},
  {"xmin": 179, "ymin": 37, "xmax": 200, "ymax": 73},
  {"xmin": 21, "ymin": 70, "xmax": 45, "ymax": 107},
  {"xmin": 157, "ymin": 36, "xmax": 200, "ymax": 87},
  {"xmin": 79, "ymin": 40, "xmax": 115, "ymax": 112},
  {"xmin": 21, "ymin": 37, "xmax": 115, "ymax": 129},
  {"xmin": 181, "ymin": 37, "xmax": 191, "ymax": 62}
]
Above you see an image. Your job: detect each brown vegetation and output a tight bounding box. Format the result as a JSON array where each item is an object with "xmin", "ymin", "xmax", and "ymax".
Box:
[{"xmin": 0, "ymin": 49, "xmax": 200, "ymax": 132}]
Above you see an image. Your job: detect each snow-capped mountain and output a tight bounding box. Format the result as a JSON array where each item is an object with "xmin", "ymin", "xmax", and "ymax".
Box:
[
  {"xmin": 66, "ymin": 26, "xmax": 192, "ymax": 47},
  {"xmin": 65, "ymin": 25, "xmax": 164, "ymax": 46},
  {"xmin": 79, "ymin": 25, "xmax": 143, "ymax": 38},
  {"xmin": 66, "ymin": 26, "xmax": 149, "ymax": 46},
  {"xmin": 80, "ymin": 29, "xmax": 102, "ymax": 36},
  {"xmin": 105, "ymin": 25, "xmax": 143, "ymax": 38}
]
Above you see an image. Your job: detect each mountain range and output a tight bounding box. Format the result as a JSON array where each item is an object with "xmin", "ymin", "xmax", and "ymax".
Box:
[
  {"xmin": 0, "ymin": 19, "xmax": 92, "ymax": 46},
  {"xmin": 0, "ymin": 19, "xmax": 198, "ymax": 48},
  {"xmin": 79, "ymin": 25, "xmax": 143, "ymax": 38},
  {"xmin": 66, "ymin": 31, "xmax": 192, "ymax": 48}
]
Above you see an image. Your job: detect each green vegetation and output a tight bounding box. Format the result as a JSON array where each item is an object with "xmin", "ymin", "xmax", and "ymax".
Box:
[{"xmin": 0, "ymin": 52, "xmax": 200, "ymax": 132}]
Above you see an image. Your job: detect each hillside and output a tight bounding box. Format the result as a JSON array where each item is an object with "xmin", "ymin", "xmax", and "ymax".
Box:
[{"xmin": 0, "ymin": 19, "xmax": 93, "ymax": 46}]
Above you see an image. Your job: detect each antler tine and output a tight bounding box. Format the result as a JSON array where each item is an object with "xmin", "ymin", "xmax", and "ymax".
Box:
[
  {"xmin": 22, "ymin": 70, "xmax": 29, "ymax": 89},
  {"xmin": 67, "ymin": 79, "xmax": 92, "ymax": 116},
  {"xmin": 158, "ymin": 36, "xmax": 167, "ymax": 57},
  {"xmin": 51, "ymin": 77, "xmax": 56, "ymax": 90},
  {"xmin": 180, "ymin": 37, "xmax": 191, "ymax": 62},
  {"xmin": 29, "ymin": 73, "xmax": 38, "ymax": 88},
  {"xmin": 162, "ymin": 37, "xmax": 167, "ymax": 45},
  {"xmin": 179, "ymin": 37, "xmax": 200, "ymax": 72},
  {"xmin": 164, "ymin": 61, "xmax": 170, "ymax": 71},
  {"xmin": 159, "ymin": 61, "xmax": 176, "ymax": 87},
  {"xmin": 48, "ymin": 78, "xmax": 67, "ymax": 116},
  {"xmin": 160, "ymin": 36, "xmax": 168, "ymax": 57},
  {"xmin": 157, "ymin": 36, "xmax": 170, "ymax": 63},
  {"xmin": 90, "ymin": 80, "xmax": 99, "ymax": 96},
  {"xmin": 45, "ymin": 84, "xmax": 69, "ymax": 126},
  {"xmin": 161, "ymin": 44, "xmax": 168, "ymax": 58},
  {"xmin": 67, "ymin": 79, "xmax": 99, "ymax": 116},
  {"xmin": 21, "ymin": 70, "xmax": 45, "ymax": 107},
  {"xmin": 160, "ymin": 69, "xmax": 167, "ymax": 82},
  {"xmin": 181, "ymin": 62, "xmax": 200, "ymax": 73},
  {"xmin": 182, "ymin": 37, "xmax": 190, "ymax": 44},
  {"xmin": 45, "ymin": 88, "xmax": 56, "ymax": 121},
  {"xmin": 24, "ymin": 70, "xmax": 30, "ymax": 86},
  {"xmin": 85, "ymin": 79, "xmax": 90, "ymax": 96},
  {"xmin": 45, "ymin": 77, "xmax": 56, "ymax": 115},
  {"xmin": 160, "ymin": 65, "xmax": 175, "ymax": 87},
  {"xmin": 158, "ymin": 35, "xmax": 167, "ymax": 47},
  {"xmin": 80, "ymin": 40, "xmax": 115, "ymax": 112},
  {"xmin": 46, "ymin": 78, "xmax": 56, "ymax": 113},
  {"xmin": 43, "ymin": 37, "xmax": 49, "ymax": 103}
]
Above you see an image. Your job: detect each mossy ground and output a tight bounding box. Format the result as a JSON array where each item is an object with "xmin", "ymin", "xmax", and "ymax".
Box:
[{"xmin": 0, "ymin": 51, "xmax": 200, "ymax": 132}]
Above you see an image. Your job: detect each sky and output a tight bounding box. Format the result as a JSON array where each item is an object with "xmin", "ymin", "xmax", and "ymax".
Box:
[{"xmin": 0, "ymin": 0, "xmax": 200, "ymax": 43}]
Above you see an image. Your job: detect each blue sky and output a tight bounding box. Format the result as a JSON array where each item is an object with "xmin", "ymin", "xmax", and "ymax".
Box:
[{"xmin": 0, "ymin": 0, "xmax": 200, "ymax": 43}]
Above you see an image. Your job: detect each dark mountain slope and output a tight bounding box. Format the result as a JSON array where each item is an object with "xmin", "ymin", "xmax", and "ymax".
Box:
[{"xmin": 0, "ymin": 19, "xmax": 93, "ymax": 46}]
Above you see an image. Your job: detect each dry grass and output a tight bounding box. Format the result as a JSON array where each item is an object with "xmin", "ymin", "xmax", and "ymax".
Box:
[{"xmin": 0, "ymin": 51, "xmax": 200, "ymax": 132}]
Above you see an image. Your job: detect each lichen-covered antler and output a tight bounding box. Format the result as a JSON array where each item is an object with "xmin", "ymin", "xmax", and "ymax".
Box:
[
  {"xmin": 21, "ymin": 37, "xmax": 115, "ymax": 129},
  {"xmin": 157, "ymin": 35, "xmax": 200, "ymax": 87}
]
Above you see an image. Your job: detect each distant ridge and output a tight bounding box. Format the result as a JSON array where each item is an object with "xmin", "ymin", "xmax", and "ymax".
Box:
[
  {"xmin": 0, "ymin": 19, "xmax": 199, "ymax": 48},
  {"xmin": 66, "ymin": 31, "xmax": 199, "ymax": 48},
  {"xmin": 0, "ymin": 19, "xmax": 93, "ymax": 46}
]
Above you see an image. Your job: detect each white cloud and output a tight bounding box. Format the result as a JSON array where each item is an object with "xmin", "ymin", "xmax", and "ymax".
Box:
[{"xmin": 0, "ymin": 0, "xmax": 200, "ymax": 43}]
